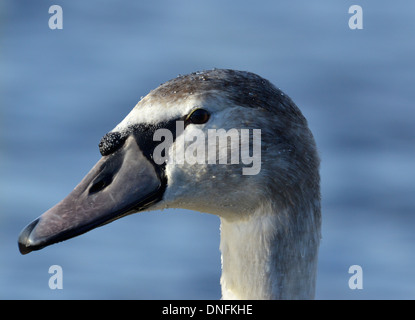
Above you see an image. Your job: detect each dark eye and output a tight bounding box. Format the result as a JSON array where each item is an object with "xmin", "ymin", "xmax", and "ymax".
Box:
[{"xmin": 187, "ymin": 108, "xmax": 210, "ymax": 124}]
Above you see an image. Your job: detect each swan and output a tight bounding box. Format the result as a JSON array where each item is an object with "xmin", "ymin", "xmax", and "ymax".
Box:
[{"xmin": 18, "ymin": 69, "xmax": 321, "ymax": 299}]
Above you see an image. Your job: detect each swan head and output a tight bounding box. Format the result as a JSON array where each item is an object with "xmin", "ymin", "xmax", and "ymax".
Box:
[{"xmin": 18, "ymin": 69, "xmax": 320, "ymax": 257}]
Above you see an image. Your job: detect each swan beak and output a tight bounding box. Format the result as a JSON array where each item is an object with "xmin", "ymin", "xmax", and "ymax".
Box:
[{"xmin": 18, "ymin": 136, "xmax": 164, "ymax": 255}]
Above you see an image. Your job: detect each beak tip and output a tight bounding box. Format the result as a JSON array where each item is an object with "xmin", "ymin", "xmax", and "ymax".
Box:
[
  {"xmin": 18, "ymin": 242, "xmax": 32, "ymax": 255},
  {"xmin": 18, "ymin": 218, "xmax": 40, "ymax": 255}
]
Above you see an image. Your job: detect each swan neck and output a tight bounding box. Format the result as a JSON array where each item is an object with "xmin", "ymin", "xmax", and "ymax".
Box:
[{"xmin": 219, "ymin": 203, "xmax": 319, "ymax": 300}]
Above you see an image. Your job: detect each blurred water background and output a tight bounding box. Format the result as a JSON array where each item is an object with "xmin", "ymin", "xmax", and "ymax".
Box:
[{"xmin": 1, "ymin": 0, "xmax": 414, "ymax": 299}]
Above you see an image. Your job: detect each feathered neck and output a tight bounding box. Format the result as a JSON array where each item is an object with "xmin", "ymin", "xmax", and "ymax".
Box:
[{"xmin": 219, "ymin": 201, "xmax": 320, "ymax": 300}]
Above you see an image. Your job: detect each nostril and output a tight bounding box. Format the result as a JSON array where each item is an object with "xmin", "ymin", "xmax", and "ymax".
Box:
[{"xmin": 89, "ymin": 175, "xmax": 113, "ymax": 194}]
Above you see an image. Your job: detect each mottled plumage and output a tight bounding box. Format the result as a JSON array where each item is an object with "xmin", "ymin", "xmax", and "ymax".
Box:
[{"xmin": 19, "ymin": 69, "xmax": 321, "ymax": 299}]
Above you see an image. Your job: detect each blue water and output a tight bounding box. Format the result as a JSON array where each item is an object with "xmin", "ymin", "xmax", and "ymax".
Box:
[{"xmin": 1, "ymin": 1, "xmax": 415, "ymax": 299}]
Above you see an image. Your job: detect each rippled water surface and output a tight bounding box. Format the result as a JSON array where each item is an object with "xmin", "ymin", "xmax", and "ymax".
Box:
[{"xmin": 1, "ymin": 1, "xmax": 414, "ymax": 299}]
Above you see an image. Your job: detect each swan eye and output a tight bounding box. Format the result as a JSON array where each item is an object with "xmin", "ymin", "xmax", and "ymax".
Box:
[{"xmin": 187, "ymin": 108, "xmax": 210, "ymax": 124}]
